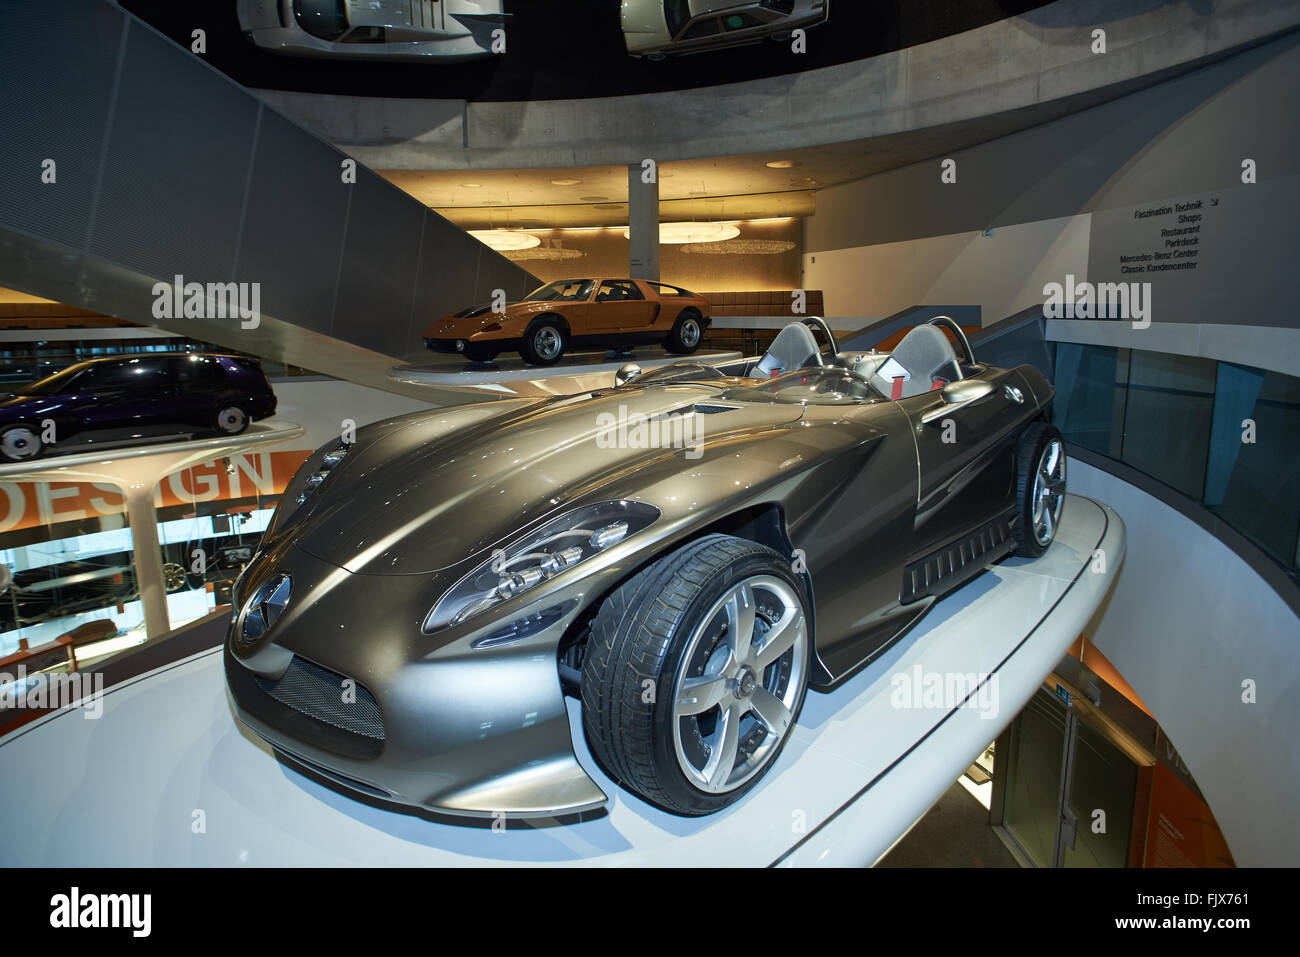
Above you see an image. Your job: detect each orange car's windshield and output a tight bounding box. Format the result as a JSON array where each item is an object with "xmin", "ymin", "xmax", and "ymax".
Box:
[{"xmin": 523, "ymin": 280, "xmax": 595, "ymax": 303}]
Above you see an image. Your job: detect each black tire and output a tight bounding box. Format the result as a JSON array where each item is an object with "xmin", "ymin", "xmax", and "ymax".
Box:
[
  {"xmin": 462, "ymin": 344, "xmax": 499, "ymax": 363},
  {"xmin": 664, "ymin": 310, "xmax": 704, "ymax": 355},
  {"xmin": 0, "ymin": 424, "xmax": 43, "ymax": 462},
  {"xmin": 214, "ymin": 404, "xmax": 249, "ymax": 435},
  {"xmin": 519, "ymin": 317, "xmax": 566, "ymax": 365},
  {"xmin": 1012, "ymin": 421, "xmax": 1067, "ymax": 558},
  {"xmin": 581, "ymin": 534, "xmax": 811, "ymax": 815}
]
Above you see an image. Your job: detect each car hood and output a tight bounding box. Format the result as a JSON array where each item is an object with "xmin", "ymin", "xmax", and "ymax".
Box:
[
  {"xmin": 290, "ymin": 384, "xmax": 804, "ymax": 575},
  {"xmin": 425, "ymin": 301, "xmax": 544, "ymax": 337},
  {"xmin": 0, "ymin": 393, "xmax": 60, "ymax": 412}
]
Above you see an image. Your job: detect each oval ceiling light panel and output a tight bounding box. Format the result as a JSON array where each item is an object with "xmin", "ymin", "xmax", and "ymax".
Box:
[
  {"xmin": 469, "ymin": 230, "xmax": 542, "ymax": 251},
  {"xmin": 622, "ymin": 222, "xmax": 742, "ymax": 245}
]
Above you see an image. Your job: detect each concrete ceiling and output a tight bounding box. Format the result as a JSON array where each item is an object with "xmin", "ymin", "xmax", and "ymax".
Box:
[{"xmin": 380, "ymin": 139, "xmax": 901, "ymax": 229}]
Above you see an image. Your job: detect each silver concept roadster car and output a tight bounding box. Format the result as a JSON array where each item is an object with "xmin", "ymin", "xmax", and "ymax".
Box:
[{"xmin": 225, "ymin": 317, "xmax": 1066, "ymax": 818}]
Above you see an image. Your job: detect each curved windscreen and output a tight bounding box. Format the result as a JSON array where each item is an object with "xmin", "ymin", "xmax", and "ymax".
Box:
[
  {"xmin": 720, "ymin": 367, "xmax": 883, "ymax": 405},
  {"xmin": 523, "ymin": 279, "xmax": 595, "ymax": 302}
]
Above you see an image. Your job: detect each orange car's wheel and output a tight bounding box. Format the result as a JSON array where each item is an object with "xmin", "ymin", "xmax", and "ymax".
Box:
[
  {"xmin": 521, "ymin": 317, "xmax": 566, "ymax": 366},
  {"xmin": 665, "ymin": 310, "xmax": 704, "ymax": 355}
]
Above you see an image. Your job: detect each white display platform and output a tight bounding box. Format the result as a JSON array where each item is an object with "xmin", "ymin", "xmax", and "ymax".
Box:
[{"xmin": 0, "ymin": 495, "xmax": 1122, "ymax": 867}]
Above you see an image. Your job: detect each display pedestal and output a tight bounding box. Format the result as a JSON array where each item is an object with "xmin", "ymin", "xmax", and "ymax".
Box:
[
  {"xmin": 0, "ymin": 421, "xmax": 305, "ymax": 640},
  {"xmin": 0, "ymin": 495, "xmax": 1124, "ymax": 866}
]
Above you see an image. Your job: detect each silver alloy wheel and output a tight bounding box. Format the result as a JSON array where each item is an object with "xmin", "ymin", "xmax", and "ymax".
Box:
[
  {"xmin": 1, "ymin": 427, "xmax": 40, "ymax": 460},
  {"xmin": 679, "ymin": 317, "xmax": 701, "ymax": 348},
  {"xmin": 671, "ymin": 574, "xmax": 807, "ymax": 794},
  {"xmin": 1031, "ymin": 437, "xmax": 1067, "ymax": 546},
  {"xmin": 162, "ymin": 562, "xmax": 188, "ymax": 592},
  {"xmin": 217, "ymin": 406, "xmax": 246, "ymax": 433},
  {"xmin": 533, "ymin": 326, "xmax": 562, "ymax": 361}
]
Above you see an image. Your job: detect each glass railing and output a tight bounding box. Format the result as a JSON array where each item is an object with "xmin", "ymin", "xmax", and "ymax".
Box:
[{"xmin": 1053, "ymin": 342, "xmax": 1300, "ymax": 580}]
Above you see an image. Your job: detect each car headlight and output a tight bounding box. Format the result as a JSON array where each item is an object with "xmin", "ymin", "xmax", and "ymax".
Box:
[
  {"xmin": 294, "ymin": 439, "xmax": 350, "ymax": 506},
  {"xmin": 423, "ymin": 500, "xmax": 660, "ymax": 633},
  {"xmin": 266, "ymin": 438, "xmax": 352, "ymax": 537}
]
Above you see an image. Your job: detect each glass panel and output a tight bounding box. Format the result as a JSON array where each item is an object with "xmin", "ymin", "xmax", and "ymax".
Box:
[
  {"xmin": 1053, "ymin": 343, "xmax": 1126, "ymax": 458},
  {"xmin": 1062, "ymin": 721, "xmax": 1138, "ymax": 868},
  {"xmin": 1120, "ymin": 351, "xmax": 1216, "ymax": 499},
  {"xmin": 1209, "ymin": 363, "xmax": 1300, "ymax": 569},
  {"xmin": 1002, "ymin": 689, "xmax": 1068, "ymax": 867},
  {"xmin": 156, "ymin": 456, "xmax": 284, "ymax": 632},
  {"xmin": 0, "ymin": 479, "xmax": 139, "ymax": 683}
]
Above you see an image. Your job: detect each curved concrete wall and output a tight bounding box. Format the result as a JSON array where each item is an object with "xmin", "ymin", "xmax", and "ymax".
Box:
[
  {"xmin": 256, "ymin": 0, "xmax": 1300, "ymax": 170},
  {"xmin": 1069, "ymin": 458, "xmax": 1300, "ymax": 867}
]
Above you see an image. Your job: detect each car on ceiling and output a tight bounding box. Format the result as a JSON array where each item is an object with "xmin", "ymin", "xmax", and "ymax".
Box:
[
  {"xmin": 423, "ymin": 278, "xmax": 713, "ymax": 365},
  {"xmin": 622, "ymin": 0, "xmax": 830, "ymax": 59},
  {"xmin": 225, "ymin": 316, "xmax": 1067, "ymax": 819},
  {"xmin": 0, "ymin": 353, "xmax": 277, "ymax": 462},
  {"xmin": 236, "ymin": 0, "xmax": 509, "ymax": 61}
]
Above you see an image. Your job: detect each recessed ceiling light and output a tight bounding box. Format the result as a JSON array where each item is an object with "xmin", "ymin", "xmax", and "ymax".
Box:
[
  {"xmin": 461, "ymin": 182, "xmax": 483, "ymax": 188},
  {"xmin": 550, "ymin": 178, "xmax": 583, "ymax": 186},
  {"xmin": 765, "ymin": 160, "xmax": 796, "ymax": 169}
]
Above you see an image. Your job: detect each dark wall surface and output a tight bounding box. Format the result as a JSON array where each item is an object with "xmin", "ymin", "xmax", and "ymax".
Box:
[{"xmin": 0, "ymin": 0, "xmax": 539, "ymax": 377}]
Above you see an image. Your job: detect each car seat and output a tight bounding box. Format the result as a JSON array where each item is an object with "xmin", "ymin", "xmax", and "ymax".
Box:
[
  {"xmin": 754, "ymin": 322, "xmax": 822, "ymax": 378},
  {"xmin": 870, "ymin": 324, "xmax": 960, "ymax": 399}
]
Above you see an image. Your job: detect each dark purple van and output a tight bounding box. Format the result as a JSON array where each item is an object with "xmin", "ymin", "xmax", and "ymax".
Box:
[{"xmin": 0, "ymin": 353, "xmax": 278, "ymax": 461}]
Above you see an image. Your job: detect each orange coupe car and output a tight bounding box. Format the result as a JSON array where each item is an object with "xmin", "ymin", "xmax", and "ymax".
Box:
[{"xmin": 423, "ymin": 278, "xmax": 712, "ymax": 365}]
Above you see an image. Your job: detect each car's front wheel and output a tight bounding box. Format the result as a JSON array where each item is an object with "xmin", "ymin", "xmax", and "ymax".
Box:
[
  {"xmin": 581, "ymin": 534, "xmax": 810, "ymax": 815},
  {"xmin": 520, "ymin": 318, "xmax": 566, "ymax": 365},
  {"xmin": 0, "ymin": 425, "xmax": 43, "ymax": 462}
]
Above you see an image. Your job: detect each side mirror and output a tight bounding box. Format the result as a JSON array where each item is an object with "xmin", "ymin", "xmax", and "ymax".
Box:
[{"xmin": 615, "ymin": 362, "xmax": 642, "ymax": 387}]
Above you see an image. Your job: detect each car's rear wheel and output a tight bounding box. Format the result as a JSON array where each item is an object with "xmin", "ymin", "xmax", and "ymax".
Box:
[
  {"xmin": 665, "ymin": 310, "xmax": 704, "ymax": 355},
  {"xmin": 581, "ymin": 534, "xmax": 810, "ymax": 815},
  {"xmin": 520, "ymin": 318, "xmax": 565, "ymax": 365},
  {"xmin": 0, "ymin": 425, "xmax": 42, "ymax": 462},
  {"xmin": 462, "ymin": 344, "xmax": 499, "ymax": 363},
  {"xmin": 1013, "ymin": 421, "xmax": 1066, "ymax": 557},
  {"xmin": 215, "ymin": 405, "xmax": 248, "ymax": 435}
]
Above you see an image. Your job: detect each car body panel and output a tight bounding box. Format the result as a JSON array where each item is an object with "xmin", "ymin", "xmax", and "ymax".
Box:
[
  {"xmin": 422, "ymin": 278, "xmax": 711, "ymax": 358},
  {"xmin": 622, "ymin": 0, "xmax": 830, "ymax": 57},
  {"xmin": 227, "ymin": 335, "xmax": 1054, "ymax": 818}
]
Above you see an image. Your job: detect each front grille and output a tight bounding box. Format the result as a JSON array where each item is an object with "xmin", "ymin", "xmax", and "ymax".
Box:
[{"xmin": 255, "ymin": 656, "xmax": 385, "ymax": 741}]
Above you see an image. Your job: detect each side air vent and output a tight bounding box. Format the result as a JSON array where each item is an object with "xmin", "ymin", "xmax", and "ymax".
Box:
[
  {"xmin": 900, "ymin": 513, "xmax": 1015, "ymax": 605},
  {"xmin": 693, "ymin": 403, "xmax": 741, "ymax": 415}
]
